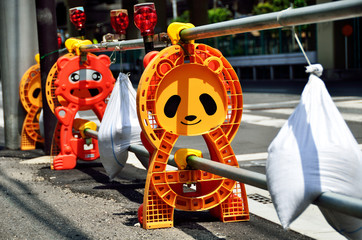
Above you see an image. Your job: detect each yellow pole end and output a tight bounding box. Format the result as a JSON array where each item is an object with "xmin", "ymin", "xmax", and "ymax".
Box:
[{"xmin": 167, "ymin": 22, "xmax": 195, "ymax": 45}]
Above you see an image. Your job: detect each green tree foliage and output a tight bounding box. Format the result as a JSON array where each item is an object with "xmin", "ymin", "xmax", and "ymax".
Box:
[
  {"xmin": 253, "ymin": 0, "xmax": 307, "ymax": 15},
  {"xmin": 252, "ymin": 2, "xmax": 275, "ymax": 15},
  {"xmin": 172, "ymin": 8, "xmax": 232, "ymax": 24},
  {"xmin": 208, "ymin": 8, "xmax": 233, "ymax": 23},
  {"xmin": 172, "ymin": 10, "xmax": 190, "ymax": 23}
]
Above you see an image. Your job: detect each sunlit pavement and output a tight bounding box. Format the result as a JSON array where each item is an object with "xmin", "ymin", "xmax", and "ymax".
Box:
[{"xmin": 1, "ymin": 79, "xmax": 361, "ymax": 239}]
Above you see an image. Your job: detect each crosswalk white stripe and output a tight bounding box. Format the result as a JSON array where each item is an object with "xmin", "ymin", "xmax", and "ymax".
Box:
[
  {"xmin": 236, "ymin": 152, "xmax": 268, "ymax": 161},
  {"xmin": 262, "ymin": 100, "xmax": 362, "ymax": 112},
  {"xmin": 242, "ymin": 114, "xmax": 286, "ymax": 128},
  {"xmin": 236, "ymin": 144, "xmax": 362, "ymax": 162},
  {"xmin": 335, "ymin": 100, "xmax": 362, "ymax": 109},
  {"xmin": 262, "ymin": 107, "xmax": 362, "ymax": 122},
  {"xmin": 244, "ymin": 97, "xmax": 361, "ymax": 110},
  {"xmin": 243, "ymin": 99, "xmax": 362, "ymax": 126},
  {"xmin": 261, "ymin": 108, "xmax": 294, "ymax": 115}
]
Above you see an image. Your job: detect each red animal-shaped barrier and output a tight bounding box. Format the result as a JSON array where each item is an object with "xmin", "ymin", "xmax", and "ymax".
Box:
[{"xmin": 49, "ymin": 53, "xmax": 115, "ymax": 170}]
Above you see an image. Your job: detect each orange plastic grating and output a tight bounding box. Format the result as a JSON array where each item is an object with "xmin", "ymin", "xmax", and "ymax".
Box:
[
  {"xmin": 210, "ymin": 182, "xmax": 250, "ymax": 222},
  {"xmin": 19, "ymin": 64, "xmax": 44, "ymax": 150},
  {"xmin": 144, "ymin": 189, "xmax": 174, "ymax": 229},
  {"xmin": 137, "ymin": 42, "xmax": 249, "ymax": 229}
]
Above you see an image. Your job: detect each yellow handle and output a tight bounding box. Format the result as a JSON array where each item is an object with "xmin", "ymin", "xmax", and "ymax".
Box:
[
  {"xmin": 167, "ymin": 22, "xmax": 195, "ymax": 45},
  {"xmin": 73, "ymin": 118, "xmax": 97, "ymax": 139},
  {"xmin": 35, "ymin": 53, "xmax": 40, "ymax": 64},
  {"xmin": 174, "ymin": 148, "xmax": 203, "ymax": 170},
  {"xmin": 65, "ymin": 38, "xmax": 92, "ymax": 55}
]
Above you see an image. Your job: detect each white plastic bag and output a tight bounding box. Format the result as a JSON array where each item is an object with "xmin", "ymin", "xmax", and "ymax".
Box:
[
  {"xmin": 266, "ymin": 72, "xmax": 362, "ymax": 239},
  {"xmin": 98, "ymin": 73, "xmax": 146, "ymax": 180}
]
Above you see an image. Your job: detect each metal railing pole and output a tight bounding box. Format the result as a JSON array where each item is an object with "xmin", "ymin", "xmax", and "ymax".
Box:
[
  {"xmin": 187, "ymin": 155, "xmax": 267, "ymax": 190},
  {"xmin": 79, "ymin": 34, "xmax": 168, "ymax": 53},
  {"xmin": 77, "ymin": 1, "xmax": 362, "ymax": 54},
  {"xmin": 85, "ymin": 129, "xmax": 178, "ymax": 167},
  {"xmin": 82, "ymin": 129, "xmax": 362, "ymax": 219},
  {"xmin": 180, "ymin": 0, "xmax": 362, "ymax": 41},
  {"xmin": 186, "ymin": 155, "xmax": 362, "ymax": 219},
  {"xmin": 82, "ymin": 129, "xmax": 98, "ymax": 139},
  {"xmin": 315, "ymin": 192, "xmax": 362, "ymax": 219},
  {"xmin": 129, "ymin": 143, "xmax": 362, "ymax": 219},
  {"xmin": 128, "ymin": 144, "xmax": 177, "ymax": 168}
]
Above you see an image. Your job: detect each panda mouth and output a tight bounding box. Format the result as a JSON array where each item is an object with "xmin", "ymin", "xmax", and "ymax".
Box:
[
  {"xmin": 88, "ymin": 88, "xmax": 100, "ymax": 97},
  {"xmin": 181, "ymin": 120, "xmax": 201, "ymax": 125},
  {"xmin": 70, "ymin": 88, "xmax": 100, "ymax": 98}
]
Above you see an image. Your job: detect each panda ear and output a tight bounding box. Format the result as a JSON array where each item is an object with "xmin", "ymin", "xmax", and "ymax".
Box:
[
  {"xmin": 143, "ymin": 51, "xmax": 159, "ymax": 68},
  {"xmin": 204, "ymin": 57, "xmax": 223, "ymax": 74},
  {"xmin": 98, "ymin": 55, "xmax": 111, "ymax": 67},
  {"xmin": 57, "ymin": 56, "xmax": 70, "ymax": 70}
]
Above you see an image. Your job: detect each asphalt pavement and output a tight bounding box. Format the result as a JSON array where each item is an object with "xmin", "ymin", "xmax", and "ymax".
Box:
[
  {"xmin": 1, "ymin": 79, "xmax": 361, "ymax": 239},
  {"xmin": 0, "ymin": 150, "xmax": 313, "ymax": 240}
]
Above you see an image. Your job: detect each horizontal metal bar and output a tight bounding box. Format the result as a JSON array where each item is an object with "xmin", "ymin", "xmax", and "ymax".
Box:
[
  {"xmin": 83, "ymin": 129, "xmax": 179, "ymax": 167},
  {"xmin": 314, "ymin": 192, "xmax": 362, "ymax": 219},
  {"xmin": 83, "ymin": 129, "xmax": 362, "ymax": 219},
  {"xmin": 78, "ymin": 0, "xmax": 362, "ymax": 53},
  {"xmin": 187, "ymin": 155, "xmax": 362, "ymax": 219},
  {"xmin": 180, "ymin": 0, "xmax": 362, "ymax": 41},
  {"xmin": 128, "ymin": 144, "xmax": 178, "ymax": 168},
  {"xmin": 187, "ymin": 155, "xmax": 267, "ymax": 190},
  {"xmin": 79, "ymin": 33, "xmax": 169, "ymax": 53},
  {"xmin": 83, "ymin": 128, "xmax": 98, "ymax": 139}
]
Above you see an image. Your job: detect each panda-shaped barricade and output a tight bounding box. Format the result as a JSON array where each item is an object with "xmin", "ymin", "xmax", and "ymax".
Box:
[{"xmin": 137, "ymin": 42, "xmax": 250, "ymax": 229}]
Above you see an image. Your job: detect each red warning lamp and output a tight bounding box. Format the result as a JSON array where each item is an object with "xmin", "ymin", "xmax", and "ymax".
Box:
[
  {"xmin": 69, "ymin": 6, "xmax": 86, "ymax": 35},
  {"xmin": 57, "ymin": 33, "xmax": 62, "ymax": 48},
  {"xmin": 134, "ymin": 3, "xmax": 157, "ymax": 53},
  {"xmin": 134, "ymin": 3, "xmax": 157, "ymax": 36},
  {"xmin": 110, "ymin": 9, "xmax": 129, "ymax": 40}
]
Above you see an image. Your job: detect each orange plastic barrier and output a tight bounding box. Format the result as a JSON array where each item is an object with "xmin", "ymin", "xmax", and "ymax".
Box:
[
  {"xmin": 46, "ymin": 53, "xmax": 115, "ymax": 170},
  {"xmin": 137, "ymin": 41, "xmax": 249, "ymax": 229},
  {"xmin": 19, "ymin": 63, "xmax": 44, "ymax": 150}
]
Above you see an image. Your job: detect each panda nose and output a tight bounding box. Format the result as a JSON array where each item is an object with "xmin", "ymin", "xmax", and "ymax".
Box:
[{"xmin": 185, "ymin": 115, "xmax": 197, "ymax": 121}]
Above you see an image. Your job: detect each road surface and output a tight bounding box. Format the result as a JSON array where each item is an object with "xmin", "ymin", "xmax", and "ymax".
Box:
[{"xmin": 0, "ymin": 81, "xmax": 361, "ymax": 239}]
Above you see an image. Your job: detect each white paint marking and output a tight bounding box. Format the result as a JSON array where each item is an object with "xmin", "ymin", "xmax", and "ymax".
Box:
[
  {"xmin": 335, "ymin": 100, "xmax": 362, "ymax": 109},
  {"xmin": 236, "ymin": 152, "xmax": 268, "ymax": 161},
  {"xmin": 236, "ymin": 144, "xmax": 362, "ymax": 162},
  {"xmin": 242, "ymin": 114, "xmax": 286, "ymax": 128},
  {"xmin": 263, "ymin": 107, "xmax": 362, "ymax": 122}
]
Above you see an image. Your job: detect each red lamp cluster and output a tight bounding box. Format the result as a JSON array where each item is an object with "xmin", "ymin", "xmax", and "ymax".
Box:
[
  {"xmin": 67, "ymin": 3, "xmax": 157, "ymax": 50},
  {"xmin": 110, "ymin": 9, "xmax": 129, "ymax": 35},
  {"xmin": 69, "ymin": 7, "xmax": 86, "ymax": 30},
  {"xmin": 134, "ymin": 3, "xmax": 157, "ymax": 37}
]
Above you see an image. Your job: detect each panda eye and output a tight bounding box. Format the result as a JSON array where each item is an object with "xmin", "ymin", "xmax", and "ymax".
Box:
[
  {"xmin": 92, "ymin": 72, "xmax": 101, "ymax": 81},
  {"xmin": 70, "ymin": 73, "xmax": 80, "ymax": 82},
  {"xmin": 199, "ymin": 93, "xmax": 217, "ymax": 115},
  {"xmin": 164, "ymin": 95, "xmax": 181, "ymax": 118}
]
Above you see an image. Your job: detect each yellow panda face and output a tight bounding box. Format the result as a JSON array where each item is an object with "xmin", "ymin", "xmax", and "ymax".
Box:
[{"xmin": 155, "ymin": 64, "xmax": 227, "ymax": 136}]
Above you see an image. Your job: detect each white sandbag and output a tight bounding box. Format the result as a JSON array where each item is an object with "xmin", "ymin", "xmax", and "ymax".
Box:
[
  {"xmin": 98, "ymin": 73, "xmax": 146, "ymax": 180},
  {"xmin": 266, "ymin": 71, "xmax": 362, "ymax": 239}
]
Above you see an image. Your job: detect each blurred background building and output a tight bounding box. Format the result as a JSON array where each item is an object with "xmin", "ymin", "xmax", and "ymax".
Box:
[
  {"xmin": 0, "ymin": 0, "xmax": 361, "ymax": 149},
  {"xmin": 56, "ymin": 0, "xmax": 361, "ymax": 82}
]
